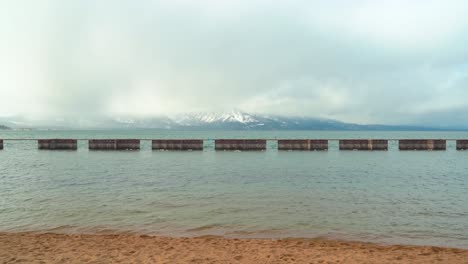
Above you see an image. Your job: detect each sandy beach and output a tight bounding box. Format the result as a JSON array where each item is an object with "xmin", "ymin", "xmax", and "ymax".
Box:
[{"xmin": 0, "ymin": 232, "xmax": 467, "ymax": 263}]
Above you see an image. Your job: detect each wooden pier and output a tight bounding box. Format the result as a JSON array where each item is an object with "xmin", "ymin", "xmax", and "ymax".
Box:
[
  {"xmin": 152, "ymin": 140, "xmax": 203, "ymax": 151},
  {"xmin": 339, "ymin": 139, "xmax": 388, "ymax": 151},
  {"xmin": 399, "ymin": 139, "xmax": 446, "ymax": 151},
  {"xmin": 278, "ymin": 139, "xmax": 328, "ymax": 151},
  {"xmin": 89, "ymin": 139, "xmax": 140, "ymax": 150},
  {"xmin": 456, "ymin": 140, "xmax": 468, "ymax": 150},
  {"xmin": 38, "ymin": 139, "xmax": 77, "ymax": 150},
  {"xmin": 215, "ymin": 139, "xmax": 266, "ymax": 151},
  {"xmin": 1, "ymin": 138, "xmax": 467, "ymax": 152}
]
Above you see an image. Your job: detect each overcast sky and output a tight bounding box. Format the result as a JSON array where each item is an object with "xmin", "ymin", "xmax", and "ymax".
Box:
[{"xmin": 1, "ymin": 0, "xmax": 468, "ymax": 125}]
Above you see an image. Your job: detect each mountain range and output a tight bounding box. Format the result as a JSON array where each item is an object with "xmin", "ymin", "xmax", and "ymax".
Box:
[{"xmin": 0, "ymin": 110, "xmax": 461, "ymax": 131}]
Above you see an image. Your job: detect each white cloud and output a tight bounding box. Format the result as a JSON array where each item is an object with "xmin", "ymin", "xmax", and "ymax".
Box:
[
  {"xmin": 1, "ymin": 0, "xmax": 468, "ymax": 125},
  {"xmin": 310, "ymin": 0, "xmax": 468, "ymax": 50}
]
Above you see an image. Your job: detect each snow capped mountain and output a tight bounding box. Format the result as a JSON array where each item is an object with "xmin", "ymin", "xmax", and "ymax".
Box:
[
  {"xmin": 0, "ymin": 110, "xmax": 452, "ymax": 130},
  {"xmin": 172, "ymin": 110, "xmax": 258, "ymax": 126},
  {"xmin": 104, "ymin": 110, "xmax": 399, "ymax": 130}
]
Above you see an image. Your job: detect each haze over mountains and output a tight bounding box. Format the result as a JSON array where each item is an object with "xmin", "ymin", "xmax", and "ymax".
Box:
[{"xmin": 0, "ymin": 110, "xmax": 459, "ymax": 131}]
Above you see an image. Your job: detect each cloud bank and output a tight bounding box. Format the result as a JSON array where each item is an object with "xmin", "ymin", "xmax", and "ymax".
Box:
[{"xmin": 1, "ymin": 0, "xmax": 468, "ymax": 126}]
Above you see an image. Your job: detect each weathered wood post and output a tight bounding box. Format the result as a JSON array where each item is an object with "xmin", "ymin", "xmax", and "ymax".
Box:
[
  {"xmin": 456, "ymin": 140, "xmax": 468, "ymax": 150},
  {"xmin": 339, "ymin": 139, "xmax": 388, "ymax": 150},
  {"xmin": 89, "ymin": 139, "xmax": 140, "ymax": 150},
  {"xmin": 38, "ymin": 139, "xmax": 77, "ymax": 150},
  {"xmin": 399, "ymin": 139, "xmax": 446, "ymax": 150},
  {"xmin": 278, "ymin": 139, "xmax": 328, "ymax": 151},
  {"xmin": 152, "ymin": 139, "xmax": 203, "ymax": 151},
  {"xmin": 215, "ymin": 139, "xmax": 266, "ymax": 151}
]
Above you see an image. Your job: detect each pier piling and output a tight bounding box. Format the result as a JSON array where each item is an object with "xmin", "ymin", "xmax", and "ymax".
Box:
[
  {"xmin": 456, "ymin": 140, "xmax": 468, "ymax": 150},
  {"xmin": 89, "ymin": 139, "xmax": 140, "ymax": 150},
  {"xmin": 278, "ymin": 139, "xmax": 328, "ymax": 151},
  {"xmin": 399, "ymin": 139, "xmax": 446, "ymax": 151},
  {"xmin": 0, "ymin": 139, "xmax": 3, "ymax": 150},
  {"xmin": 38, "ymin": 139, "xmax": 77, "ymax": 150},
  {"xmin": 89, "ymin": 139, "xmax": 116, "ymax": 150},
  {"xmin": 215, "ymin": 139, "xmax": 266, "ymax": 151},
  {"xmin": 339, "ymin": 139, "xmax": 388, "ymax": 151},
  {"xmin": 152, "ymin": 140, "xmax": 203, "ymax": 151},
  {"xmin": 116, "ymin": 139, "xmax": 140, "ymax": 150}
]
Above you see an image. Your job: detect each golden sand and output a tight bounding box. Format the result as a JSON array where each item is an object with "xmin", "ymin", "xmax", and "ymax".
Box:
[{"xmin": 0, "ymin": 232, "xmax": 467, "ymax": 263}]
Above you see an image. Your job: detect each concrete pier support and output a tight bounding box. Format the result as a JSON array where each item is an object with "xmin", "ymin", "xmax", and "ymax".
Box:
[
  {"xmin": 278, "ymin": 139, "xmax": 328, "ymax": 151},
  {"xmin": 215, "ymin": 139, "xmax": 266, "ymax": 151},
  {"xmin": 456, "ymin": 140, "xmax": 468, "ymax": 150},
  {"xmin": 399, "ymin": 139, "xmax": 446, "ymax": 150},
  {"xmin": 38, "ymin": 139, "xmax": 77, "ymax": 150},
  {"xmin": 339, "ymin": 139, "xmax": 388, "ymax": 150},
  {"xmin": 89, "ymin": 139, "xmax": 140, "ymax": 150},
  {"xmin": 152, "ymin": 140, "xmax": 203, "ymax": 151}
]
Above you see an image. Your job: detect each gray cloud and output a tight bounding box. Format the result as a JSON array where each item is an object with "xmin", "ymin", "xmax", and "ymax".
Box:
[{"xmin": 1, "ymin": 0, "xmax": 468, "ymax": 125}]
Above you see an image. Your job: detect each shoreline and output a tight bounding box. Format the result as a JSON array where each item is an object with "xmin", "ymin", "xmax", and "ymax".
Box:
[
  {"xmin": 0, "ymin": 232, "xmax": 467, "ymax": 263},
  {"xmin": 5, "ymin": 225, "xmax": 467, "ymax": 249}
]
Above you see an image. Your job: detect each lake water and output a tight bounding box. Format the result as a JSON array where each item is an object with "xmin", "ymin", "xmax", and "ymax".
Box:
[{"xmin": 1, "ymin": 130, "xmax": 468, "ymax": 248}]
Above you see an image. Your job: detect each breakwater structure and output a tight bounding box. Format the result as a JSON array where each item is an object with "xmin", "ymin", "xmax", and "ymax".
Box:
[
  {"xmin": 89, "ymin": 139, "xmax": 140, "ymax": 150},
  {"xmin": 152, "ymin": 140, "xmax": 203, "ymax": 151},
  {"xmin": 399, "ymin": 139, "xmax": 446, "ymax": 151},
  {"xmin": 38, "ymin": 139, "xmax": 77, "ymax": 150},
  {"xmin": 215, "ymin": 139, "xmax": 266, "ymax": 151},
  {"xmin": 3, "ymin": 138, "xmax": 468, "ymax": 151},
  {"xmin": 456, "ymin": 140, "xmax": 468, "ymax": 150},
  {"xmin": 339, "ymin": 139, "xmax": 388, "ymax": 151},
  {"xmin": 278, "ymin": 139, "xmax": 328, "ymax": 151}
]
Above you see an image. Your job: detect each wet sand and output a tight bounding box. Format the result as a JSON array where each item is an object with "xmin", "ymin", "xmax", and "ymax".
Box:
[{"xmin": 0, "ymin": 232, "xmax": 467, "ymax": 263}]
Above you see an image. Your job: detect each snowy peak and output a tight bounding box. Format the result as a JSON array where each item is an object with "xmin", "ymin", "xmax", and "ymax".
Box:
[
  {"xmin": 173, "ymin": 110, "xmax": 258, "ymax": 125},
  {"xmin": 1, "ymin": 111, "xmax": 445, "ymax": 131},
  {"xmin": 165, "ymin": 110, "xmax": 345, "ymax": 130},
  {"xmin": 227, "ymin": 110, "xmax": 257, "ymax": 123}
]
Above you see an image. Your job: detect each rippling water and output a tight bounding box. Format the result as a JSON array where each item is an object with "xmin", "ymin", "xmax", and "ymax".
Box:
[{"xmin": 1, "ymin": 130, "xmax": 468, "ymax": 248}]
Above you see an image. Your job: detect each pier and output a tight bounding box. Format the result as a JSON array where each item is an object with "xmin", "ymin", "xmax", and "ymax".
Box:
[
  {"xmin": 215, "ymin": 139, "xmax": 266, "ymax": 151},
  {"xmin": 339, "ymin": 139, "xmax": 388, "ymax": 151},
  {"xmin": 456, "ymin": 140, "xmax": 468, "ymax": 150},
  {"xmin": 38, "ymin": 139, "xmax": 77, "ymax": 150},
  {"xmin": 152, "ymin": 140, "xmax": 203, "ymax": 151},
  {"xmin": 278, "ymin": 139, "xmax": 328, "ymax": 151},
  {"xmin": 1, "ymin": 138, "xmax": 466, "ymax": 152},
  {"xmin": 115, "ymin": 139, "xmax": 140, "ymax": 150},
  {"xmin": 89, "ymin": 139, "xmax": 140, "ymax": 150},
  {"xmin": 399, "ymin": 139, "xmax": 446, "ymax": 151}
]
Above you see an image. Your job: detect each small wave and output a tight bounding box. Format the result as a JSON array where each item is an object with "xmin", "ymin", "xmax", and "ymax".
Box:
[
  {"xmin": 186, "ymin": 224, "xmax": 224, "ymax": 232},
  {"xmin": 42, "ymin": 225, "xmax": 78, "ymax": 233}
]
